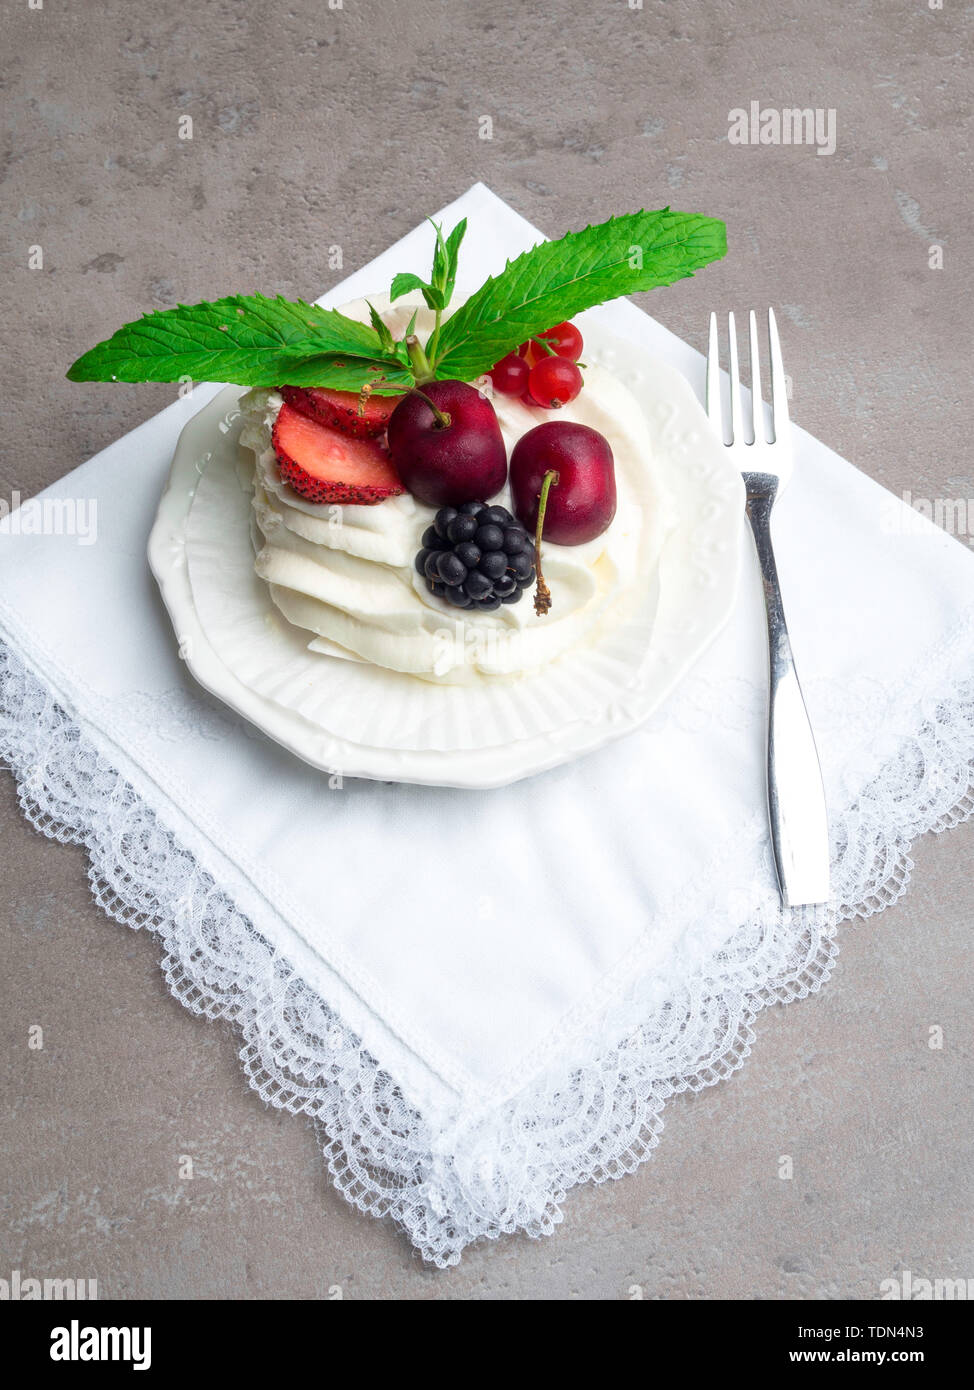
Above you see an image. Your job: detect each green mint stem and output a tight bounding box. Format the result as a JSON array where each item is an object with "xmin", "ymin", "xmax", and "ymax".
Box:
[
  {"xmin": 405, "ymin": 333, "xmax": 434, "ymax": 383},
  {"xmin": 428, "ymin": 307, "xmax": 443, "ymax": 369}
]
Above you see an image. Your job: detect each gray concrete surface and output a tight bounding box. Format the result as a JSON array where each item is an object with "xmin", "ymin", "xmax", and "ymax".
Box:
[{"xmin": 2, "ymin": 0, "xmax": 972, "ymax": 1299}]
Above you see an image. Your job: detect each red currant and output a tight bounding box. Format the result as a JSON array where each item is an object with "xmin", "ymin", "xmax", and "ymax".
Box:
[
  {"xmin": 527, "ymin": 356, "xmax": 583, "ymax": 409},
  {"xmin": 489, "ymin": 352, "xmax": 530, "ymax": 396},
  {"xmin": 525, "ymin": 321, "xmax": 584, "ymax": 364}
]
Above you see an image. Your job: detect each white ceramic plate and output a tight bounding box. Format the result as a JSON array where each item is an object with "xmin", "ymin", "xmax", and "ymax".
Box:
[{"xmin": 148, "ymin": 332, "xmax": 744, "ymax": 788}]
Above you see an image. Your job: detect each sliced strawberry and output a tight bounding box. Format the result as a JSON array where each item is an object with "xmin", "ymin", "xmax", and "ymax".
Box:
[
  {"xmin": 280, "ymin": 385, "xmax": 403, "ymax": 439},
  {"xmin": 272, "ymin": 403, "xmax": 405, "ymax": 506}
]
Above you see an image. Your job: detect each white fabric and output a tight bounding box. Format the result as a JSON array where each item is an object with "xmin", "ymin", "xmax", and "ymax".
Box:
[{"xmin": 1, "ymin": 183, "xmax": 972, "ymax": 1267}]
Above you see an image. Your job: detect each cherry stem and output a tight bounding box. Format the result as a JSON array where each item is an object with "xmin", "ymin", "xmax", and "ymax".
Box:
[
  {"xmin": 407, "ymin": 383, "xmax": 452, "ymax": 430},
  {"xmin": 531, "ymin": 334, "xmax": 559, "ymax": 357},
  {"xmin": 533, "ymin": 469, "xmax": 559, "ymax": 617},
  {"xmin": 357, "ymin": 373, "xmax": 407, "ymax": 417}
]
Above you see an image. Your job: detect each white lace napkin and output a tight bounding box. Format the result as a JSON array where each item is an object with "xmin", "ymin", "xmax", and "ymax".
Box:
[{"xmin": 1, "ymin": 184, "xmax": 972, "ymax": 1267}]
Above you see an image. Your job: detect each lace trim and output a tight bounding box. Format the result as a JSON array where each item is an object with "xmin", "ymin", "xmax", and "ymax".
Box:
[{"xmin": 1, "ymin": 636, "xmax": 972, "ymax": 1268}]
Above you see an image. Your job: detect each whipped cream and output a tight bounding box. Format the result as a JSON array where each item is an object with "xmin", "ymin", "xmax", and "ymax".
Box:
[{"xmin": 238, "ymin": 299, "xmax": 664, "ymax": 684}]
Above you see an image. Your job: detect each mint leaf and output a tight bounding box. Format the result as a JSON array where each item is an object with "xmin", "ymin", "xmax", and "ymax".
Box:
[
  {"xmin": 442, "ymin": 218, "xmax": 466, "ymax": 309},
  {"xmin": 422, "ymin": 286, "xmax": 447, "ymax": 312},
  {"xmin": 274, "ymin": 356, "xmax": 413, "ymax": 393},
  {"xmin": 66, "ymin": 294, "xmax": 398, "ymax": 387},
  {"xmin": 430, "ymin": 221, "xmax": 449, "ymax": 298},
  {"xmin": 426, "ymin": 217, "xmax": 467, "ymax": 312},
  {"xmin": 432, "ymin": 209, "xmax": 727, "ymax": 381},
  {"xmin": 390, "ymin": 272, "xmax": 427, "ymax": 303},
  {"xmin": 367, "ymin": 300, "xmax": 396, "ymax": 353}
]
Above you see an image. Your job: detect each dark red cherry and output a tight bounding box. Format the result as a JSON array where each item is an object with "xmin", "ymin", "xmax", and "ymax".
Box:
[
  {"xmin": 510, "ymin": 421, "xmax": 616, "ymax": 545},
  {"xmin": 387, "ymin": 381, "xmax": 507, "ymax": 507}
]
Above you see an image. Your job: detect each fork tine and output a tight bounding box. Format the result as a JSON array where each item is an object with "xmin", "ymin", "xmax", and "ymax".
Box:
[
  {"xmin": 748, "ymin": 309, "xmax": 765, "ymax": 444},
  {"xmin": 706, "ymin": 311, "xmax": 722, "ymax": 435},
  {"xmin": 727, "ymin": 312, "xmax": 744, "ymax": 446},
  {"xmin": 768, "ymin": 307, "xmax": 789, "ymax": 442}
]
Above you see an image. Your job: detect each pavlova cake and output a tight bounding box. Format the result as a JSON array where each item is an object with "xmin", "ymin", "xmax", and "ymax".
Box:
[
  {"xmin": 67, "ymin": 208, "xmax": 727, "ymax": 691},
  {"xmin": 238, "ymin": 297, "xmax": 666, "ymax": 684}
]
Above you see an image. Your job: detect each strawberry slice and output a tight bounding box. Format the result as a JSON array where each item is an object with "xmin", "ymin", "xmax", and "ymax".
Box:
[
  {"xmin": 280, "ymin": 385, "xmax": 403, "ymax": 439},
  {"xmin": 271, "ymin": 403, "xmax": 405, "ymax": 506}
]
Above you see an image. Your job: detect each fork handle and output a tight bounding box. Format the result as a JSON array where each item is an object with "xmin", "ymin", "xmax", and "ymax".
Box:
[{"xmin": 745, "ymin": 481, "xmax": 831, "ymax": 906}]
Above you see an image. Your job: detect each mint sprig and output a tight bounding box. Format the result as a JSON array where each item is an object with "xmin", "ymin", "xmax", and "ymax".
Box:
[
  {"xmin": 66, "ymin": 208, "xmax": 726, "ymax": 393},
  {"xmin": 430, "ymin": 209, "xmax": 726, "ymax": 381},
  {"xmin": 390, "ymin": 217, "xmax": 467, "ymax": 314}
]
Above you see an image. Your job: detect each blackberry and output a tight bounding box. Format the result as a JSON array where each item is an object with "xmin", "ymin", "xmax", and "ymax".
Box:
[{"xmin": 414, "ymin": 501, "xmax": 536, "ymax": 610}]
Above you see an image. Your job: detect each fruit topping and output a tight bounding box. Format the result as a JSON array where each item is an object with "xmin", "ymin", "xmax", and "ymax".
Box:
[
  {"xmin": 491, "ymin": 321, "xmax": 585, "ymax": 409},
  {"xmin": 272, "ymin": 403, "xmax": 405, "ymax": 505},
  {"xmin": 414, "ymin": 502, "xmax": 536, "ymax": 610},
  {"xmin": 525, "ymin": 321, "xmax": 584, "ymax": 363},
  {"xmin": 526, "ymin": 355, "xmax": 583, "ymax": 409},
  {"xmin": 280, "ymin": 384, "xmax": 401, "ymax": 439},
  {"xmin": 510, "ymin": 421, "xmax": 616, "ymax": 545},
  {"xmin": 387, "ymin": 381, "xmax": 508, "ymax": 507},
  {"xmin": 488, "ymin": 352, "xmax": 530, "ymax": 397}
]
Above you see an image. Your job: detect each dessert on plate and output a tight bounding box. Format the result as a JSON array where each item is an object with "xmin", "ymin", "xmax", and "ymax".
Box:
[
  {"xmin": 66, "ymin": 207, "xmax": 734, "ymax": 782},
  {"xmin": 238, "ymin": 296, "xmax": 664, "ymax": 684}
]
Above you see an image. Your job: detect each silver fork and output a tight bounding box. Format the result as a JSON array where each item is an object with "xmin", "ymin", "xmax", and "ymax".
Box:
[{"xmin": 707, "ymin": 309, "xmax": 830, "ymax": 907}]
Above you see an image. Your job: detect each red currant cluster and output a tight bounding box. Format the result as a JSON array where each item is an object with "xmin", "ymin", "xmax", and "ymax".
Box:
[{"xmin": 488, "ymin": 321, "xmax": 584, "ymax": 409}]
